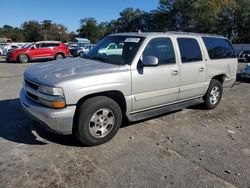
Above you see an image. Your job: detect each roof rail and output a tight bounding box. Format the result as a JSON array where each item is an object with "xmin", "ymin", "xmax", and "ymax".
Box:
[{"xmin": 165, "ymin": 31, "xmax": 223, "ymax": 37}]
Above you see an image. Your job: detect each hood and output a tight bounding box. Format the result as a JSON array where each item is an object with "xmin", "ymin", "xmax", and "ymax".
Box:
[
  {"xmin": 10, "ymin": 48, "xmax": 28, "ymax": 53},
  {"xmin": 24, "ymin": 57, "xmax": 120, "ymax": 86}
]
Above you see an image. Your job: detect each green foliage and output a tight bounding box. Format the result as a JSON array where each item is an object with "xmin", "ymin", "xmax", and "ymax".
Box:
[
  {"xmin": 77, "ymin": 18, "xmax": 101, "ymax": 43},
  {"xmin": 0, "ymin": 25, "xmax": 25, "ymax": 42},
  {"xmin": 21, "ymin": 21, "xmax": 43, "ymax": 42}
]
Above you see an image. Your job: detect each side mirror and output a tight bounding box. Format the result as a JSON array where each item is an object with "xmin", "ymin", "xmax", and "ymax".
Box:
[
  {"xmin": 30, "ymin": 46, "xmax": 35, "ymax": 50},
  {"xmin": 142, "ymin": 56, "xmax": 159, "ymax": 66}
]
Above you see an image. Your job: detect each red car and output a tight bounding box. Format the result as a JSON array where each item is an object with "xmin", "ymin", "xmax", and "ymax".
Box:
[{"xmin": 6, "ymin": 41, "xmax": 70, "ymax": 63}]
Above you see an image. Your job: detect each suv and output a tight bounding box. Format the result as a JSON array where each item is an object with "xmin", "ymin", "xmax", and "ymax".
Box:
[
  {"xmin": 20, "ymin": 32, "xmax": 237, "ymax": 146},
  {"xmin": 6, "ymin": 41, "xmax": 69, "ymax": 63}
]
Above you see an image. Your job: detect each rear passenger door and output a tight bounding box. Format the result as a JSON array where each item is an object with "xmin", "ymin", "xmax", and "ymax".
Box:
[
  {"xmin": 177, "ymin": 37, "xmax": 207, "ymax": 100},
  {"xmin": 39, "ymin": 43, "xmax": 54, "ymax": 58}
]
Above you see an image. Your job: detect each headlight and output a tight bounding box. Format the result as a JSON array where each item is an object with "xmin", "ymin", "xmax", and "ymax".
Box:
[
  {"xmin": 38, "ymin": 85, "xmax": 65, "ymax": 108},
  {"xmin": 39, "ymin": 85, "xmax": 64, "ymax": 96}
]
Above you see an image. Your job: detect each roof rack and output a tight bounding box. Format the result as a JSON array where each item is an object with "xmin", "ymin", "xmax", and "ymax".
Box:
[{"xmin": 165, "ymin": 31, "xmax": 223, "ymax": 37}]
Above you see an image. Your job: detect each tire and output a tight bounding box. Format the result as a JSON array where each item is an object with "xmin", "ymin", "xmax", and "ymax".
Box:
[
  {"xmin": 55, "ymin": 53, "xmax": 64, "ymax": 60},
  {"xmin": 75, "ymin": 96, "xmax": 122, "ymax": 146},
  {"xmin": 18, "ymin": 54, "xmax": 29, "ymax": 63},
  {"xmin": 203, "ymin": 79, "xmax": 223, "ymax": 109},
  {"xmin": 79, "ymin": 51, "xmax": 84, "ymax": 57}
]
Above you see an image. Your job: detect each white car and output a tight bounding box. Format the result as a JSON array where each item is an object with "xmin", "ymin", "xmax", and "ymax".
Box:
[
  {"xmin": 98, "ymin": 43, "xmax": 123, "ymax": 55},
  {"xmin": 0, "ymin": 46, "xmax": 4, "ymax": 55},
  {"xmin": 1, "ymin": 44, "xmax": 20, "ymax": 55},
  {"xmin": 77, "ymin": 44, "xmax": 95, "ymax": 56},
  {"xmin": 240, "ymin": 63, "xmax": 250, "ymax": 78}
]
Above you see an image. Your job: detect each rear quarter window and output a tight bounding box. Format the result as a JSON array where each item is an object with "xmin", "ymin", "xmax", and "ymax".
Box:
[
  {"xmin": 202, "ymin": 37, "xmax": 236, "ymax": 59},
  {"xmin": 48, "ymin": 43, "xmax": 60, "ymax": 48}
]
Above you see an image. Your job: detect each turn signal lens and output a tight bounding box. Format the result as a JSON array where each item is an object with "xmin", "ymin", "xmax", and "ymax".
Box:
[{"xmin": 51, "ymin": 101, "xmax": 65, "ymax": 108}]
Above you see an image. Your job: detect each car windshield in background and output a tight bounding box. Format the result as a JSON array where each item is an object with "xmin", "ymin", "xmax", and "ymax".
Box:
[
  {"xmin": 84, "ymin": 36, "xmax": 144, "ymax": 65},
  {"xmin": 22, "ymin": 43, "xmax": 34, "ymax": 48}
]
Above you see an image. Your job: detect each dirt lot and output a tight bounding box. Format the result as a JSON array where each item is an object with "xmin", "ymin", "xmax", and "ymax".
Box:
[{"xmin": 0, "ymin": 57, "xmax": 249, "ymax": 188}]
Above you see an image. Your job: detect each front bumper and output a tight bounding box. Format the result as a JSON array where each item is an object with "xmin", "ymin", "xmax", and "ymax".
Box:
[
  {"xmin": 6, "ymin": 54, "xmax": 15, "ymax": 62},
  {"xmin": 20, "ymin": 89, "xmax": 76, "ymax": 135}
]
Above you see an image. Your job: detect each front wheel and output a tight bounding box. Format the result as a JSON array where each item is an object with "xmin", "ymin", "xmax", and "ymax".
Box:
[
  {"xmin": 203, "ymin": 79, "xmax": 223, "ymax": 109},
  {"xmin": 75, "ymin": 96, "xmax": 122, "ymax": 146},
  {"xmin": 18, "ymin": 54, "xmax": 29, "ymax": 63}
]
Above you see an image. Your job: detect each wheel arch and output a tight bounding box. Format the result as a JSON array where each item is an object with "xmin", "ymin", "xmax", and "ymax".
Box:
[
  {"xmin": 54, "ymin": 52, "xmax": 65, "ymax": 58},
  {"xmin": 73, "ymin": 90, "xmax": 127, "ymax": 131},
  {"xmin": 211, "ymin": 74, "xmax": 227, "ymax": 84}
]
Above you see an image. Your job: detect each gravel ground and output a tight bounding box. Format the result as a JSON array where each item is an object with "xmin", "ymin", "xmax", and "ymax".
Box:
[{"xmin": 0, "ymin": 57, "xmax": 250, "ymax": 188}]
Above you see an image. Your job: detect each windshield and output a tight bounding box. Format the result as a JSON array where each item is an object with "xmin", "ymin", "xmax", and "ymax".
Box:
[
  {"xmin": 83, "ymin": 36, "xmax": 144, "ymax": 65},
  {"xmin": 22, "ymin": 43, "xmax": 34, "ymax": 48}
]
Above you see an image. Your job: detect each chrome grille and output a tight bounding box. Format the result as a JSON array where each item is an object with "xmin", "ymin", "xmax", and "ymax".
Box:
[
  {"xmin": 24, "ymin": 79, "xmax": 39, "ymax": 90},
  {"xmin": 26, "ymin": 91, "xmax": 39, "ymax": 101},
  {"xmin": 23, "ymin": 79, "xmax": 40, "ymax": 103}
]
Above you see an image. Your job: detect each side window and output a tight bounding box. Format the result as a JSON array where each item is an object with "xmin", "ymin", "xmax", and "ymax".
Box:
[
  {"xmin": 49, "ymin": 43, "xmax": 60, "ymax": 47},
  {"xmin": 143, "ymin": 38, "xmax": 176, "ymax": 65},
  {"xmin": 35, "ymin": 43, "xmax": 41, "ymax": 48},
  {"xmin": 177, "ymin": 38, "xmax": 202, "ymax": 63},
  {"xmin": 108, "ymin": 44, "xmax": 116, "ymax": 49},
  {"xmin": 202, "ymin": 37, "xmax": 236, "ymax": 59},
  {"xmin": 40, "ymin": 43, "xmax": 49, "ymax": 48}
]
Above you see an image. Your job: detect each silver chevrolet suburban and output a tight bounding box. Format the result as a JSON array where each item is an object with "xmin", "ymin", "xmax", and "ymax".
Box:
[{"xmin": 20, "ymin": 32, "xmax": 238, "ymax": 146}]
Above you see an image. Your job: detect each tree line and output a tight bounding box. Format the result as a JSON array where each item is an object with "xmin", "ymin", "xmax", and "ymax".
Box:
[{"xmin": 1, "ymin": 0, "xmax": 250, "ymax": 43}]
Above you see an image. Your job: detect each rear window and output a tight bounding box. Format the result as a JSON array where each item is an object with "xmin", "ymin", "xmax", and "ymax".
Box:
[
  {"xmin": 202, "ymin": 37, "xmax": 236, "ymax": 59},
  {"xmin": 177, "ymin": 38, "xmax": 202, "ymax": 63}
]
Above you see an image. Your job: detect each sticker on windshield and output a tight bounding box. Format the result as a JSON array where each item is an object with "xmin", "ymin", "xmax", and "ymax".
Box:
[{"xmin": 125, "ymin": 38, "xmax": 140, "ymax": 43}]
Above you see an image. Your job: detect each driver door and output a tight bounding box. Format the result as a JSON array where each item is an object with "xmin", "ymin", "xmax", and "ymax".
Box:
[{"xmin": 131, "ymin": 37, "xmax": 180, "ymax": 112}]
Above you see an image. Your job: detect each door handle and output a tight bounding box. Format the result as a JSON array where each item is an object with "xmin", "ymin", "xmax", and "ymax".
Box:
[
  {"xmin": 199, "ymin": 67, "xmax": 204, "ymax": 72},
  {"xmin": 171, "ymin": 70, "xmax": 179, "ymax": 76}
]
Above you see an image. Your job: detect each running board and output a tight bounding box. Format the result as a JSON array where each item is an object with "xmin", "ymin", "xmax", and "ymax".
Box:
[{"xmin": 127, "ymin": 98, "xmax": 204, "ymax": 122}]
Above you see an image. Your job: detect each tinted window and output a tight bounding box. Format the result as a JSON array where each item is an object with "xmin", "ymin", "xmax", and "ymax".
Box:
[
  {"xmin": 143, "ymin": 38, "xmax": 175, "ymax": 65},
  {"xmin": 41, "ymin": 43, "xmax": 60, "ymax": 48},
  {"xmin": 49, "ymin": 43, "xmax": 60, "ymax": 47},
  {"xmin": 108, "ymin": 44, "xmax": 116, "ymax": 49},
  {"xmin": 11, "ymin": 46, "xmax": 18, "ymax": 49},
  {"xmin": 202, "ymin": 37, "xmax": 236, "ymax": 59},
  {"xmin": 35, "ymin": 43, "xmax": 41, "ymax": 48},
  {"xmin": 40, "ymin": 43, "xmax": 49, "ymax": 48},
  {"xmin": 177, "ymin": 38, "xmax": 202, "ymax": 63}
]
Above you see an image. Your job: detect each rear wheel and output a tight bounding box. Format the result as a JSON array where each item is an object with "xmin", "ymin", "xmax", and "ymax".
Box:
[
  {"xmin": 55, "ymin": 53, "xmax": 64, "ymax": 60},
  {"xmin": 18, "ymin": 54, "xmax": 29, "ymax": 63},
  {"xmin": 75, "ymin": 96, "xmax": 122, "ymax": 146},
  {"xmin": 203, "ymin": 79, "xmax": 223, "ymax": 109}
]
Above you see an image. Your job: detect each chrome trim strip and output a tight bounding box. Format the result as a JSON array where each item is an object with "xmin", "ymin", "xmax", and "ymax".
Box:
[{"xmin": 130, "ymin": 96, "xmax": 203, "ymax": 114}]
